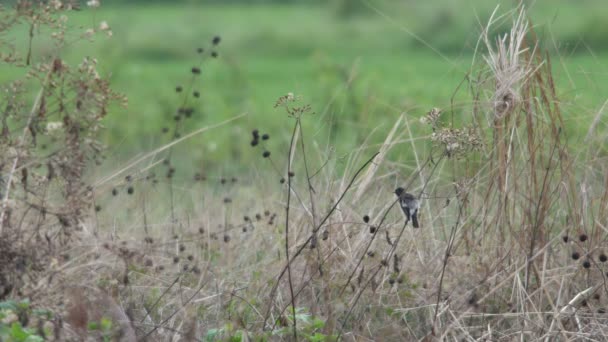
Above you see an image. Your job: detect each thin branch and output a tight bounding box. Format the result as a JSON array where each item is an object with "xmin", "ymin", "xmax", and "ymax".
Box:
[
  {"xmin": 263, "ymin": 151, "xmax": 379, "ymax": 330},
  {"xmin": 0, "ymin": 70, "xmax": 51, "ymax": 234},
  {"xmin": 284, "ymin": 118, "xmax": 299, "ymax": 340}
]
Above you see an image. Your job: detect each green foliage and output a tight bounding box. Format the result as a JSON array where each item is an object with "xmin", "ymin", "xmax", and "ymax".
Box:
[
  {"xmin": 2, "ymin": 2, "xmax": 606, "ymax": 169},
  {"xmin": 201, "ymin": 307, "xmax": 335, "ymax": 341},
  {"xmin": 0, "ymin": 323, "xmax": 44, "ymax": 342},
  {"xmin": 87, "ymin": 317, "xmax": 114, "ymax": 342},
  {"xmin": 0, "ymin": 300, "xmax": 46, "ymax": 342},
  {"xmin": 270, "ymin": 307, "xmax": 337, "ymax": 341},
  {"xmin": 204, "ymin": 323, "xmax": 242, "ymax": 342}
]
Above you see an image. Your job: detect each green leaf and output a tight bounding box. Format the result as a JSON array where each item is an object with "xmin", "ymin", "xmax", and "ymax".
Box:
[
  {"xmin": 10, "ymin": 322, "xmax": 29, "ymax": 341},
  {"xmin": 32, "ymin": 309, "xmax": 53, "ymax": 319},
  {"xmin": 206, "ymin": 328, "xmax": 220, "ymax": 341},
  {"xmin": 229, "ymin": 330, "xmax": 242, "ymax": 342},
  {"xmin": 24, "ymin": 335, "xmax": 44, "ymax": 342},
  {"xmin": 296, "ymin": 313, "xmax": 311, "ymax": 323},
  {"xmin": 15, "ymin": 300, "xmax": 30, "ymax": 312},
  {"xmin": 311, "ymin": 318, "xmax": 325, "ymax": 330},
  {"xmin": 308, "ymin": 333, "xmax": 326, "ymax": 342},
  {"xmin": 88, "ymin": 321, "xmax": 100, "ymax": 330},
  {"xmin": 0, "ymin": 301, "xmax": 17, "ymax": 311},
  {"xmin": 0, "ymin": 323, "xmax": 9, "ymax": 335},
  {"xmin": 100, "ymin": 317, "xmax": 113, "ymax": 331}
]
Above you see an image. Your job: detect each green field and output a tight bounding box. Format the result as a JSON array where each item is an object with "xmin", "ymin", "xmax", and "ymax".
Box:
[{"xmin": 3, "ymin": 2, "xmax": 608, "ymax": 171}]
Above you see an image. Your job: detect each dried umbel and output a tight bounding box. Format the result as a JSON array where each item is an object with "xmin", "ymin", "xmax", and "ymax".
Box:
[
  {"xmin": 431, "ymin": 126, "xmax": 483, "ymax": 158},
  {"xmin": 419, "ymin": 107, "xmax": 442, "ymax": 128},
  {"xmin": 422, "ymin": 108, "xmax": 483, "ymax": 158},
  {"xmin": 274, "ymin": 92, "xmax": 312, "ymax": 118}
]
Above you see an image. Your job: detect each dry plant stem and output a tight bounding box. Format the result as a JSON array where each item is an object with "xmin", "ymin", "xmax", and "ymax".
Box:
[
  {"xmin": 164, "ymin": 65, "xmax": 205, "ymax": 234},
  {"xmin": 298, "ymin": 120, "xmax": 317, "ymax": 234},
  {"xmin": 337, "ymin": 220, "xmax": 409, "ymax": 340},
  {"xmin": 337, "ymin": 151, "xmax": 442, "ymax": 334},
  {"xmin": 271, "ymin": 244, "xmax": 347, "ymax": 332},
  {"xmin": 94, "ymin": 113, "xmax": 247, "ymax": 187},
  {"xmin": 270, "ymin": 219, "xmax": 376, "ymax": 333},
  {"xmin": 285, "ymin": 118, "xmax": 299, "ymax": 340},
  {"xmin": 139, "ymin": 278, "xmax": 212, "ymax": 341},
  {"xmin": 450, "ymin": 73, "xmax": 471, "ymax": 128},
  {"xmin": 431, "ymin": 196, "xmax": 464, "ymax": 335},
  {"xmin": 297, "ymin": 120, "xmax": 324, "ymax": 316},
  {"xmin": 230, "ymin": 292, "xmax": 265, "ymax": 321},
  {"xmin": 309, "ymin": 154, "xmax": 331, "ymax": 180},
  {"xmin": 339, "ymin": 153, "xmax": 435, "ymax": 297},
  {"xmin": 525, "ymin": 129, "xmax": 561, "ymax": 290},
  {"xmin": 140, "ymin": 275, "xmax": 181, "ymax": 324},
  {"xmin": 352, "ymin": 114, "xmax": 402, "ymax": 202},
  {"xmin": 262, "ymin": 151, "xmax": 379, "ymax": 330},
  {"xmin": 169, "ymin": 178, "xmax": 176, "ymax": 236},
  {"xmin": 142, "ymin": 191, "xmax": 148, "ymax": 235},
  {"xmin": 338, "ymin": 199, "xmax": 398, "ymax": 297},
  {"xmin": 164, "ymin": 48, "xmax": 208, "ymax": 161},
  {"xmin": 0, "ymin": 71, "xmax": 50, "ymax": 234},
  {"xmin": 26, "ymin": 22, "xmax": 34, "ymax": 66}
]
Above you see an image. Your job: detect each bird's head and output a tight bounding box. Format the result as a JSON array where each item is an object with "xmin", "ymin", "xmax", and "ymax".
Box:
[{"xmin": 394, "ymin": 187, "xmax": 405, "ymax": 197}]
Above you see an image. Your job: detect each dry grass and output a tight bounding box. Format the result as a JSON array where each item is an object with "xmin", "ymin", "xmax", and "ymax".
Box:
[{"xmin": 1, "ymin": 3, "xmax": 608, "ymax": 341}]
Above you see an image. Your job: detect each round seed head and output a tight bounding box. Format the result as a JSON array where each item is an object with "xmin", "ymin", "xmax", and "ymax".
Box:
[{"xmin": 571, "ymin": 252, "xmax": 580, "ymax": 260}]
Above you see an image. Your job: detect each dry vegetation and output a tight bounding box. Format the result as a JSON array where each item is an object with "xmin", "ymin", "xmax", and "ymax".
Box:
[{"xmin": 1, "ymin": 2, "xmax": 608, "ymax": 341}]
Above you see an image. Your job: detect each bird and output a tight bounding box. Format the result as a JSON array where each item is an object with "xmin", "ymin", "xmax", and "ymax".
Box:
[{"xmin": 394, "ymin": 187, "xmax": 420, "ymax": 228}]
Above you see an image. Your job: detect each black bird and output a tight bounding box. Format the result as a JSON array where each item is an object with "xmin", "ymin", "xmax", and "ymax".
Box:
[{"xmin": 394, "ymin": 187, "xmax": 420, "ymax": 228}]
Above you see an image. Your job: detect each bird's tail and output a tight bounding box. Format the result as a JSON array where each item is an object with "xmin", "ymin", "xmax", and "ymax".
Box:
[{"xmin": 411, "ymin": 212, "xmax": 419, "ymax": 228}]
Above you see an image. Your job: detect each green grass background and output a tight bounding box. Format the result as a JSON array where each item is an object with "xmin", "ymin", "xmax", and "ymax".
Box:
[{"xmin": 2, "ymin": 1, "xmax": 608, "ymax": 173}]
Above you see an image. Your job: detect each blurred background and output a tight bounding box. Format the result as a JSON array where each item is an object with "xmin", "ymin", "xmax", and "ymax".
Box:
[{"xmin": 3, "ymin": 0, "xmax": 608, "ymax": 174}]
